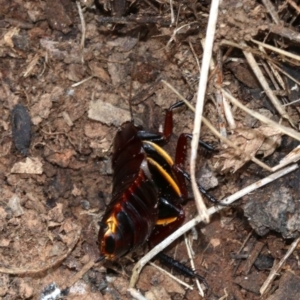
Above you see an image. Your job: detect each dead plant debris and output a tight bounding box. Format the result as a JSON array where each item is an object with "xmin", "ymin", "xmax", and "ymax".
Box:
[{"xmin": 1, "ymin": 0, "xmax": 300, "ymax": 299}]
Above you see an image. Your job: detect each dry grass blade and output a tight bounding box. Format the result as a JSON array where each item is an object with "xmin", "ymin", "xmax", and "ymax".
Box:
[
  {"xmin": 261, "ymin": 0, "xmax": 280, "ymax": 24},
  {"xmin": 207, "ymin": 46, "xmax": 231, "ymax": 135},
  {"xmin": 222, "ymin": 89, "xmax": 300, "ymax": 142},
  {"xmin": 62, "ymin": 259, "xmax": 95, "ymax": 291},
  {"xmin": 251, "ymin": 39, "xmax": 300, "ymax": 62},
  {"xmin": 240, "ymin": 42, "xmax": 293, "ymax": 126},
  {"xmin": 149, "ymin": 262, "xmax": 194, "ymax": 290},
  {"xmin": 272, "ymin": 63, "xmax": 300, "ymax": 87},
  {"xmin": 286, "ymin": 0, "xmax": 300, "ymax": 15},
  {"xmin": 76, "ymin": 0, "xmax": 86, "ymax": 63},
  {"xmin": 184, "ymin": 234, "xmax": 204, "ymax": 296},
  {"xmin": 129, "ymin": 164, "xmax": 298, "ymax": 288},
  {"xmin": 272, "ymin": 145, "xmax": 300, "ymax": 172},
  {"xmin": 190, "ymin": 0, "xmax": 221, "ymax": 224},
  {"xmin": 166, "ymin": 22, "xmax": 199, "ymax": 49},
  {"xmin": 162, "ymin": 80, "xmax": 273, "ymax": 172},
  {"xmin": 128, "ymin": 288, "xmax": 148, "ymax": 300},
  {"xmin": 260, "ymin": 237, "xmax": 300, "ymax": 295}
]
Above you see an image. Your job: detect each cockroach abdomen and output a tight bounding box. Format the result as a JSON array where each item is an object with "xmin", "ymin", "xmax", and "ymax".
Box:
[{"xmin": 11, "ymin": 104, "xmax": 31, "ymax": 156}]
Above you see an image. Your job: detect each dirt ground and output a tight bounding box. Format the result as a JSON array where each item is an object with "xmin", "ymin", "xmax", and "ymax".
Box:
[{"xmin": 1, "ymin": 0, "xmax": 300, "ymax": 299}]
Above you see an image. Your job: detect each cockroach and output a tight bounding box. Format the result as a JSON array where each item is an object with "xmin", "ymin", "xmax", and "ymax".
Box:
[{"xmin": 98, "ymin": 101, "xmax": 215, "ymax": 280}]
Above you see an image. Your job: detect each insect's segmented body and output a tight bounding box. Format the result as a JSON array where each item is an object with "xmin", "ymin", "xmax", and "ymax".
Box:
[
  {"xmin": 98, "ymin": 117, "xmax": 185, "ymax": 260},
  {"xmin": 98, "ymin": 103, "xmax": 214, "ymax": 262},
  {"xmin": 99, "ymin": 122, "xmax": 158, "ymax": 259}
]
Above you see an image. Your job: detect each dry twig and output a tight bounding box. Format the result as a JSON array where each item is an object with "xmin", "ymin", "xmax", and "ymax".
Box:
[
  {"xmin": 222, "ymin": 89, "xmax": 300, "ymax": 143},
  {"xmin": 240, "ymin": 42, "xmax": 293, "ymax": 126},
  {"xmin": 260, "ymin": 236, "xmax": 300, "ymax": 295},
  {"xmin": 149, "ymin": 262, "xmax": 194, "ymax": 290},
  {"xmin": 62, "ymin": 259, "xmax": 95, "ymax": 291},
  {"xmin": 241, "ymin": 241, "xmax": 265, "ymax": 275},
  {"xmin": 286, "ymin": 0, "xmax": 300, "ymax": 15},
  {"xmin": 76, "ymin": 0, "xmax": 86, "ymax": 63},
  {"xmin": 128, "ymin": 288, "xmax": 147, "ymax": 300},
  {"xmin": 163, "ymin": 80, "xmax": 273, "ymax": 172},
  {"xmin": 251, "ymin": 39, "xmax": 300, "ymax": 62},
  {"xmin": 184, "ymin": 234, "xmax": 204, "ymax": 296},
  {"xmin": 261, "ymin": 0, "xmax": 280, "ymax": 24},
  {"xmin": 190, "ymin": 0, "xmax": 221, "ymax": 224}
]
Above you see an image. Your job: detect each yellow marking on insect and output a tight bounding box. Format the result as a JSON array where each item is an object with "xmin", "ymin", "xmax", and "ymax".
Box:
[
  {"xmin": 143, "ymin": 141, "xmax": 174, "ymax": 166},
  {"xmin": 156, "ymin": 217, "xmax": 177, "ymax": 226},
  {"xmin": 146, "ymin": 157, "xmax": 181, "ymax": 197},
  {"xmin": 106, "ymin": 215, "xmax": 117, "ymax": 234}
]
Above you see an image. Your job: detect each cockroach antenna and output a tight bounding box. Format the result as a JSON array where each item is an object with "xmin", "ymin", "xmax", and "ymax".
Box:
[
  {"xmin": 95, "ymin": 256, "xmax": 105, "ymax": 263},
  {"xmin": 129, "ymin": 73, "xmax": 134, "ymax": 123},
  {"xmin": 128, "ymin": 32, "xmax": 140, "ymax": 124}
]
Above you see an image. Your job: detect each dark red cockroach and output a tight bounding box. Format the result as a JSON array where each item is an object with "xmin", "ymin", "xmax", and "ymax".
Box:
[{"xmin": 98, "ymin": 101, "xmax": 216, "ymax": 265}]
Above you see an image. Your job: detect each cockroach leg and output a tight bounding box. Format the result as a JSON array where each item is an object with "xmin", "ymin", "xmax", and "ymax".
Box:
[
  {"xmin": 149, "ymin": 198, "xmax": 185, "ymax": 248},
  {"xmin": 97, "ymin": 97, "xmax": 217, "ymax": 291},
  {"xmin": 173, "ymin": 130, "xmax": 218, "ymax": 204},
  {"xmin": 95, "ymin": 256, "xmax": 105, "ymax": 263},
  {"xmin": 156, "ymin": 252, "xmax": 209, "ymax": 289},
  {"xmin": 180, "ymin": 170, "xmax": 222, "ymax": 205}
]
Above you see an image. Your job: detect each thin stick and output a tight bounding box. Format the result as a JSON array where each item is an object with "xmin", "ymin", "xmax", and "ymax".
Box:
[
  {"xmin": 189, "ymin": 41, "xmax": 201, "ymax": 72},
  {"xmin": 271, "ymin": 63, "xmax": 300, "ymax": 87},
  {"xmin": 230, "ymin": 229, "xmax": 253, "ymax": 265},
  {"xmin": 149, "ymin": 262, "xmax": 194, "ymax": 290},
  {"xmin": 241, "ymin": 241, "xmax": 265, "ymax": 275},
  {"xmin": 76, "ymin": 1, "xmax": 86, "ymax": 63},
  {"xmin": 129, "ymin": 164, "xmax": 298, "ymax": 288},
  {"xmin": 169, "ymin": 0, "xmax": 175, "ymax": 25},
  {"xmin": 219, "ymin": 288, "xmax": 229, "ymax": 300},
  {"xmin": 241, "ymin": 41, "xmax": 292, "ymax": 125},
  {"xmin": 283, "ymin": 98, "xmax": 300, "ymax": 107},
  {"xmin": 184, "ymin": 234, "xmax": 204, "ymax": 296},
  {"xmin": 222, "ymin": 89, "xmax": 300, "ymax": 142},
  {"xmin": 162, "ymin": 80, "xmax": 273, "ymax": 172},
  {"xmin": 190, "ymin": 0, "xmax": 220, "ymax": 223},
  {"xmin": 128, "ymin": 288, "xmax": 147, "ymax": 300},
  {"xmin": 166, "ymin": 22, "xmax": 199, "ymax": 48},
  {"xmin": 261, "ymin": 0, "xmax": 280, "ymax": 24},
  {"xmin": 62, "ymin": 259, "xmax": 95, "ymax": 291},
  {"xmin": 96, "ymin": 15, "xmax": 170, "ymax": 26},
  {"xmin": 286, "ymin": 0, "xmax": 300, "ymax": 14},
  {"xmin": 260, "ymin": 236, "xmax": 300, "ymax": 295},
  {"xmin": 71, "ymin": 76, "xmax": 93, "ymax": 87},
  {"xmin": 251, "ymin": 39, "xmax": 300, "ymax": 62},
  {"xmin": 207, "ymin": 46, "xmax": 230, "ymax": 135}
]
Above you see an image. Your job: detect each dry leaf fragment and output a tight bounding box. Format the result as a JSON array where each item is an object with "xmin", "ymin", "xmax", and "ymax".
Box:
[
  {"xmin": 89, "ymin": 61, "xmax": 111, "ymax": 83},
  {"xmin": 145, "ymin": 287, "xmax": 171, "ymax": 300},
  {"xmin": 31, "ymin": 94, "xmax": 53, "ymax": 125},
  {"xmin": 88, "ymin": 99, "xmax": 131, "ymax": 126},
  {"xmin": 11, "ymin": 157, "xmax": 43, "ymax": 174},
  {"xmin": 4, "ymin": 27, "xmax": 19, "ymax": 48},
  {"xmin": 45, "ymin": 149, "xmax": 76, "ymax": 168},
  {"xmin": 217, "ymin": 126, "xmax": 282, "ymax": 172},
  {"xmin": 0, "ymin": 239, "xmax": 10, "ymax": 247}
]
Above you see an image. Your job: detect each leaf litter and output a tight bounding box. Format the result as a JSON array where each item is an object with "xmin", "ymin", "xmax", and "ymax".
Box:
[{"xmin": 1, "ymin": 0, "xmax": 300, "ymax": 299}]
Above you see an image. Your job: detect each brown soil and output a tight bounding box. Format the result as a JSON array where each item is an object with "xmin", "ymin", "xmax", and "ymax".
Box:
[{"xmin": 1, "ymin": 0, "xmax": 300, "ymax": 299}]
